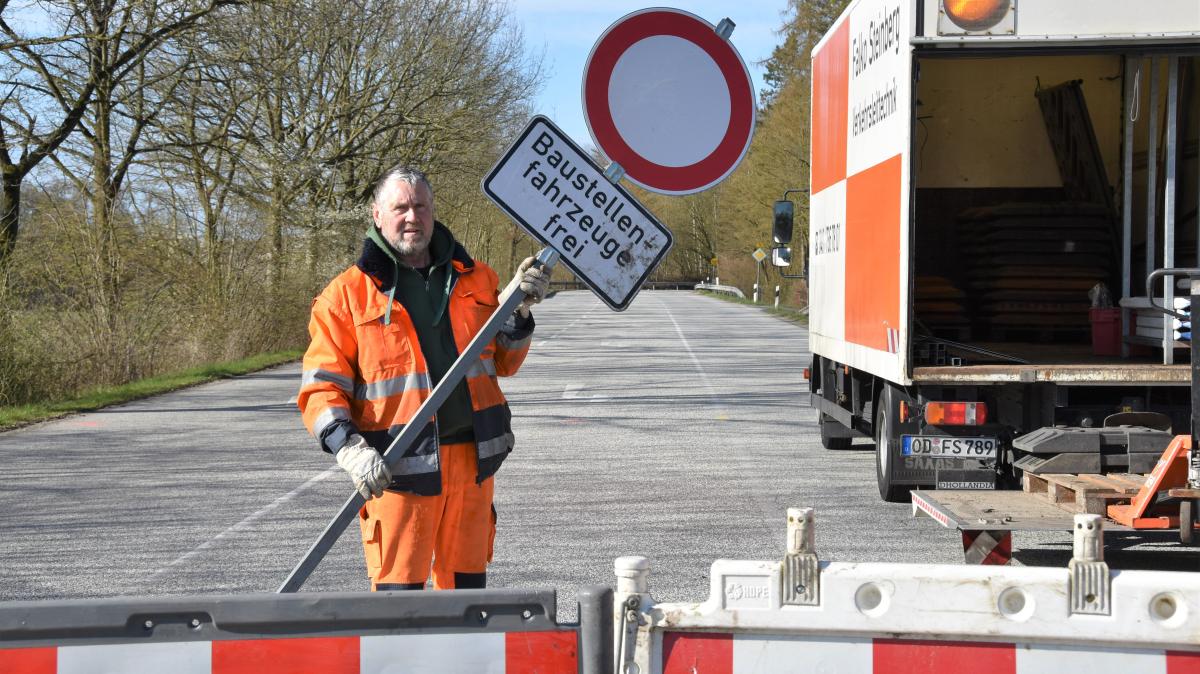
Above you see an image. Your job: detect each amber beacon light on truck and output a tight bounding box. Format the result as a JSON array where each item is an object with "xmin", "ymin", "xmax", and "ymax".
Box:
[{"xmin": 939, "ymin": 0, "xmax": 1015, "ymax": 35}]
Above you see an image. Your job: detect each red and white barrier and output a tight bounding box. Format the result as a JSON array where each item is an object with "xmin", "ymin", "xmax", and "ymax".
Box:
[
  {"xmin": 0, "ymin": 631, "xmax": 577, "ymax": 674},
  {"xmin": 661, "ymin": 633, "xmax": 1199, "ymax": 674},
  {"xmin": 614, "ymin": 509, "xmax": 1200, "ymax": 674}
]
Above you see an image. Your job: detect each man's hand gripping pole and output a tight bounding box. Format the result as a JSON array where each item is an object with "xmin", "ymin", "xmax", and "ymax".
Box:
[{"xmin": 278, "ymin": 248, "xmax": 559, "ymax": 593}]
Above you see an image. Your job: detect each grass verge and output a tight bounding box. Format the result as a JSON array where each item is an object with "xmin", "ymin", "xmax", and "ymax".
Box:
[
  {"xmin": 695, "ymin": 290, "xmax": 809, "ymax": 325},
  {"xmin": 0, "ymin": 349, "xmax": 303, "ymax": 431}
]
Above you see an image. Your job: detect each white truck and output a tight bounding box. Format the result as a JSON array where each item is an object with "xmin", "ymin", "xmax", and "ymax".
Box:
[{"xmin": 773, "ymin": 0, "xmax": 1200, "ymax": 506}]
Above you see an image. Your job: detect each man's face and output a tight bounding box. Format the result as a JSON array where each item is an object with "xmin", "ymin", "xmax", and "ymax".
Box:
[{"xmin": 372, "ymin": 179, "xmax": 434, "ymax": 258}]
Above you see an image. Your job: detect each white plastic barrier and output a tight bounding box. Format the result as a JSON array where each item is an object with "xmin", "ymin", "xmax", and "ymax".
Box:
[{"xmin": 614, "ymin": 509, "xmax": 1200, "ymax": 674}]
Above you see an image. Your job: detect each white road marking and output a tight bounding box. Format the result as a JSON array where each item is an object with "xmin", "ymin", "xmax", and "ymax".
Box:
[
  {"xmin": 148, "ymin": 466, "xmax": 341, "ymax": 581},
  {"xmin": 660, "ymin": 299, "xmax": 718, "ymax": 399}
]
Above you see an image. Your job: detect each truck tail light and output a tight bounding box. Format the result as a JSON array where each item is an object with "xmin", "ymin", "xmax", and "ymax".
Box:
[
  {"xmin": 925, "ymin": 402, "xmax": 987, "ymax": 426},
  {"xmin": 803, "ymin": 367, "xmax": 811, "ymax": 381}
]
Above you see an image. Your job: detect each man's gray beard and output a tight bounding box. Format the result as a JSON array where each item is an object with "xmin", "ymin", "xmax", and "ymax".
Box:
[{"xmin": 386, "ymin": 232, "xmax": 428, "ymax": 258}]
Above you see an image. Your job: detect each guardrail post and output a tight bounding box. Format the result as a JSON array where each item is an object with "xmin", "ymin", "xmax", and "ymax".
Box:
[
  {"xmin": 578, "ymin": 586, "xmax": 614, "ymax": 674},
  {"xmin": 614, "ymin": 556, "xmax": 650, "ymax": 674}
]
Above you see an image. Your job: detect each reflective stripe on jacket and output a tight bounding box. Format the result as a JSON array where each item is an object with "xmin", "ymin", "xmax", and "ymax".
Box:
[{"xmin": 298, "ymin": 241, "xmax": 530, "ymax": 496}]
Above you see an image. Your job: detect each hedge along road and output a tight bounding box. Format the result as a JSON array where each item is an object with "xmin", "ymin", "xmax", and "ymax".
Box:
[{"xmin": 0, "ymin": 291, "xmax": 1193, "ymax": 617}]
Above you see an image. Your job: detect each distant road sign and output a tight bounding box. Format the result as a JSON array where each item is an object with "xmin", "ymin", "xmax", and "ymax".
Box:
[
  {"xmin": 482, "ymin": 116, "xmax": 673, "ymax": 311},
  {"xmin": 752, "ymin": 248, "xmax": 767, "ymax": 262},
  {"xmin": 583, "ymin": 8, "xmax": 756, "ymax": 195}
]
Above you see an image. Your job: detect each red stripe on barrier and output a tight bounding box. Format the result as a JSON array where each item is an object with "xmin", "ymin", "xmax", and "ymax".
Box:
[
  {"xmin": 213, "ymin": 637, "xmax": 358, "ymax": 674},
  {"xmin": 505, "ymin": 631, "xmax": 578, "ymax": 673},
  {"xmin": 663, "ymin": 632, "xmax": 733, "ymax": 674},
  {"xmin": 0, "ymin": 648, "xmax": 55, "ymax": 674},
  {"xmin": 874, "ymin": 639, "xmax": 1015, "ymax": 674},
  {"xmin": 1168, "ymin": 650, "xmax": 1200, "ymax": 673}
]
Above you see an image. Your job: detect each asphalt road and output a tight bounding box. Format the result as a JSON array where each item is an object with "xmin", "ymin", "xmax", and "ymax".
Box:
[{"xmin": 1, "ymin": 290, "xmax": 1194, "ymax": 619}]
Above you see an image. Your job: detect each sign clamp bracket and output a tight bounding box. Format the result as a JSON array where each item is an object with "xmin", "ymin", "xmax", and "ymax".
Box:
[
  {"xmin": 715, "ymin": 18, "xmax": 735, "ymax": 40},
  {"xmin": 603, "ymin": 162, "xmax": 625, "ymax": 184}
]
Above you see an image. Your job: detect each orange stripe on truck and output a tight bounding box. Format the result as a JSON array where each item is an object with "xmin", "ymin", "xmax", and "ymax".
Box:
[
  {"xmin": 845, "ymin": 154, "xmax": 902, "ymax": 352},
  {"xmin": 810, "ymin": 20, "xmax": 849, "ymax": 195}
]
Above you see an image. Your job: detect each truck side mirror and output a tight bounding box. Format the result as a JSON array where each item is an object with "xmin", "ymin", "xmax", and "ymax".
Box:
[
  {"xmin": 773, "ymin": 200, "xmax": 794, "ymax": 245},
  {"xmin": 771, "ymin": 246, "xmax": 792, "ymax": 267}
]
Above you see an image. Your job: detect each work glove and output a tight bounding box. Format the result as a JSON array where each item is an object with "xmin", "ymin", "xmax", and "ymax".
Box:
[
  {"xmin": 335, "ymin": 434, "xmax": 391, "ymax": 500},
  {"xmin": 515, "ymin": 256, "xmax": 551, "ymax": 317}
]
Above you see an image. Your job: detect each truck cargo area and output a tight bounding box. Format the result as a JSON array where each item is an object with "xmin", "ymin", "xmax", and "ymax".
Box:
[{"xmin": 912, "ymin": 53, "xmax": 1200, "ymax": 384}]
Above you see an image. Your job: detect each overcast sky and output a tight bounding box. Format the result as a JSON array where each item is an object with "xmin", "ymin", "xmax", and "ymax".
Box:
[{"xmin": 507, "ymin": 1, "xmax": 790, "ymax": 151}]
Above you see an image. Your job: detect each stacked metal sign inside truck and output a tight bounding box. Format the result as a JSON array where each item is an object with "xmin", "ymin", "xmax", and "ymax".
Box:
[{"xmin": 771, "ymin": 0, "xmax": 1200, "ymax": 553}]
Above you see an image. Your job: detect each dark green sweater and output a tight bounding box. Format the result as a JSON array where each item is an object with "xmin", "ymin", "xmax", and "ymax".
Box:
[{"xmin": 367, "ymin": 224, "xmax": 475, "ymax": 443}]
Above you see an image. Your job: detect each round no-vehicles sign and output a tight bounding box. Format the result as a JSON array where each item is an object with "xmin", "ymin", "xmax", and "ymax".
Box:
[{"xmin": 583, "ymin": 8, "xmax": 756, "ymax": 195}]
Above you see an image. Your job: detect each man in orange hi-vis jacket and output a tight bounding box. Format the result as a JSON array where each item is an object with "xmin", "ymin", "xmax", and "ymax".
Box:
[{"xmin": 298, "ymin": 165, "xmax": 550, "ymax": 590}]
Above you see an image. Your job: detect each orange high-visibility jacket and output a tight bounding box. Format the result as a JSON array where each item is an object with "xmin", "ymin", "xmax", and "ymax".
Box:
[{"xmin": 298, "ymin": 239, "xmax": 531, "ymax": 496}]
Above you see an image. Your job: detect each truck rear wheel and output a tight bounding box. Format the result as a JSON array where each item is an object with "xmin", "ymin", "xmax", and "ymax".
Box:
[
  {"xmin": 875, "ymin": 386, "xmax": 909, "ymax": 502},
  {"xmin": 819, "ymin": 413, "xmax": 853, "ymax": 450}
]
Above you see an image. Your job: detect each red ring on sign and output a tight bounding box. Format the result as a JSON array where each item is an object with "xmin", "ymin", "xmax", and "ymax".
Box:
[{"xmin": 583, "ymin": 10, "xmax": 755, "ymax": 194}]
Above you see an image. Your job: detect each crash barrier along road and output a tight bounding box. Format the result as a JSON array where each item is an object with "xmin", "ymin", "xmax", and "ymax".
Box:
[{"xmin": 5, "ymin": 508, "xmax": 1200, "ymax": 672}]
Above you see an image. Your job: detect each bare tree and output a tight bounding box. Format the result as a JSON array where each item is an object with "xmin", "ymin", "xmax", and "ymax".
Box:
[
  {"xmin": 0, "ymin": 0, "xmax": 245, "ymax": 267},
  {"xmin": 173, "ymin": 0, "xmax": 544, "ymax": 292},
  {"xmin": 0, "ymin": 0, "xmax": 546, "ymax": 403}
]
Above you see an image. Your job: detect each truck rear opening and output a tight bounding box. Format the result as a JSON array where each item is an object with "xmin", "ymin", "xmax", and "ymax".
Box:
[
  {"xmin": 795, "ymin": 0, "xmax": 1200, "ymax": 504},
  {"xmin": 912, "ymin": 53, "xmax": 1199, "ymax": 388}
]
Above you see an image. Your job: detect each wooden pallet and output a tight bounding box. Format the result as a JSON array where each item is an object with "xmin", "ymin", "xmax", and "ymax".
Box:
[{"xmin": 1022, "ymin": 472, "xmax": 1145, "ymax": 515}]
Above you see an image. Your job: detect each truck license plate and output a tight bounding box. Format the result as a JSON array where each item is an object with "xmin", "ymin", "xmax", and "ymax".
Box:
[{"xmin": 902, "ymin": 435, "xmax": 998, "ymax": 459}]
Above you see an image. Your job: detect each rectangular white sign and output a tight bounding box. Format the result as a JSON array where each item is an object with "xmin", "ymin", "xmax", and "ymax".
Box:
[{"xmin": 482, "ymin": 115, "xmax": 673, "ymax": 311}]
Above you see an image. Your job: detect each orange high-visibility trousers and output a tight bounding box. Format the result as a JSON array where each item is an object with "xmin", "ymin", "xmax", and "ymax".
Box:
[{"xmin": 357, "ymin": 441, "xmax": 496, "ymax": 590}]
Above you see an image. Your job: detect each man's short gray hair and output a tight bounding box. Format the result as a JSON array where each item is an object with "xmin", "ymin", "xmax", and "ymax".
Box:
[{"xmin": 372, "ymin": 164, "xmax": 433, "ymax": 204}]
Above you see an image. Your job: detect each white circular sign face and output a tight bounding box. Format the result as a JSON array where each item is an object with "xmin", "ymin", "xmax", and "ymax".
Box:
[
  {"xmin": 583, "ymin": 8, "xmax": 756, "ymax": 195},
  {"xmin": 608, "ymin": 35, "xmax": 731, "ymax": 168}
]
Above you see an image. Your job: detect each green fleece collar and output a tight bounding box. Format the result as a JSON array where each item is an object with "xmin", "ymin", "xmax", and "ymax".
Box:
[{"xmin": 366, "ymin": 222, "xmax": 456, "ymax": 325}]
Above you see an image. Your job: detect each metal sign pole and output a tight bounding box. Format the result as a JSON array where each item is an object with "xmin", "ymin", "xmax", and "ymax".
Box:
[
  {"xmin": 754, "ymin": 260, "xmax": 761, "ymax": 303},
  {"xmin": 278, "ymin": 248, "xmax": 560, "ymax": 593}
]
